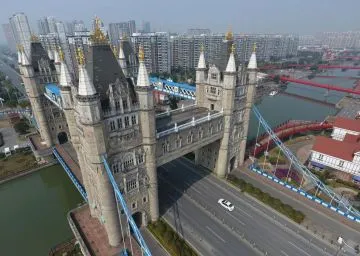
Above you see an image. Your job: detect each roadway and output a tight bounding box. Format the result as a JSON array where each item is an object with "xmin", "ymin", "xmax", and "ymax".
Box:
[
  {"xmin": 158, "ymin": 158, "xmax": 354, "ymax": 256},
  {"xmin": 0, "ymin": 54, "xmax": 26, "ymax": 97}
]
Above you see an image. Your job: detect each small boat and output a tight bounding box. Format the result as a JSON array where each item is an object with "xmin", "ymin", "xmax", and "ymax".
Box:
[{"xmin": 269, "ymin": 90, "xmax": 278, "ymax": 96}]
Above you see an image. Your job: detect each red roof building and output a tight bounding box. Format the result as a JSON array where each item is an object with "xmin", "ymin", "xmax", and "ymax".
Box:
[{"xmin": 311, "ymin": 117, "xmax": 360, "ymax": 175}]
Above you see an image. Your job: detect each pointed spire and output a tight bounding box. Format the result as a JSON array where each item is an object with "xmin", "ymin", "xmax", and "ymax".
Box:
[
  {"xmin": 47, "ymin": 48, "xmax": 54, "ymax": 60},
  {"xmin": 197, "ymin": 44, "xmax": 206, "ymax": 69},
  {"xmin": 225, "ymin": 44, "xmax": 236, "ymax": 73},
  {"xmin": 17, "ymin": 45, "xmax": 23, "ymax": 64},
  {"xmin": 21, "ymin": 48, "xmax": 30, "ymax": 66},
  {"xmin": 59, "ymin": 47, "xmax": 72, "ymax": 87},
  {"xmin": 54, "ymin": 48, "xmax": 60, "ymax": 63},
  {"xmin": 136, "ymin": 45, "xmax": 150, "ymax": 87},
  {"xmin": 77, "ymin": 48, "xmax": 97, "ymax": 96},
  {"xmin": 248, "ymin": 43, "xmax": 257, "ymax": 70},
  {"xmin": 118, "ymin": 40, "xmax": 125, "ymax": 60}
]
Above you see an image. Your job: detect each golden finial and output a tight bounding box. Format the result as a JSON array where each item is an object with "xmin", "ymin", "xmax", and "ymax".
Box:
[
  {"xmin": 200, "ymin": 43, "xmax": 204, "ymax": 52},
  {"xmin": 30, "ymin": 34, "xmax": 39, "ymax": 42},
  {"xmin": 253, "ymin": 43, "xmax": 257, "ymax": 52},
  {"xmin": 111, "ymin": 45, "xmax": 118, "ymax": 57},
  {"xmin": 225, "ymin": 26, "xmax": 233, "ymax": 41},
  {"xmin": 90, "ymin": 16, "xmax": 108, "ymax": 44},
  {"xmin": 138, "ymin": 45, "xmax": 144, "ymax": 61},
  {"xmin": 58, "ymin": 46, "xmax": 64, "ymax": 61},
  {"xmin": 76, "ymin": 48, "xmax": 85, "ymax": 65},
  {"xmin": 231, "ymin": 43, "xmax": 236, "ymax": 53}
]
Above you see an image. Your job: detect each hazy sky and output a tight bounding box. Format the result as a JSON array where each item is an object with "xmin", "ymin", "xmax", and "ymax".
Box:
[{"xmin": 1, "ymin": 0, "xmax": 360, "ymax": 42}]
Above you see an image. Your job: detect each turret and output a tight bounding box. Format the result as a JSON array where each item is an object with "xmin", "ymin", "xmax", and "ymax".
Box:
[
  {"xmin": 247, "ymin": 43, "xmax": 257, "ymax": 85},
  {"xmin": 76, "ymin": 48, "xmax": 100, "ymax": 125},
  {"xmin": 118, "ymin": 40, "xmax": 127, "ymax": 77},
  {"xmin": 196, "ymin": 44, "xmax": 207, "ymax": 84},
  {"xmin": 136, "ymin": 45, "xmax": 159, "ymax": 222},
  {"xmin": 223, "ymin": 44, "xmax": 237, "ymax": 89}
]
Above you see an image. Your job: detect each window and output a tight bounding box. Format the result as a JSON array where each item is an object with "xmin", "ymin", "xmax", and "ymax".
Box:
[
  {"xmin": 143, "ymin": 197, "xmax": 147, "ymax": 203},
  {"xmin": 211, "ymin": 73, "xmax": 217, "ymax": 80},
  {"xmin": 126, "ymin": 179, "xmax": 137, "ymax": 191},
  {"xmin": 162, "ymin": 143, "xmax": 166, "ymax": 154},
  {"xmin": 124, "ymin": 116, "xmax": 130, "ymax": 128},
  {"xmin": 112, "ymin": 163, "xmax": 120, "ymax": 174},
  {"xmin": 218, "ymin": 122, "xmax": 223, "ymax": 131},
  {"xmin": 210, "ymin": 86, "xmax": 217, "ymax": 94},
  {"xmin": 122, "ymin": 98, "xmax": 128, "ymax": 111},
  {"xmin": 318, "ymin": 154, "xmax": 324, "ymax": 161},
  {"xmin": 131, "ymin": 115, "xmax": 137, "ymax": 125},
  {"xmin": 187, "ymin": 133, "xmax": 193, "ymax": 143},
  {"xmin": 137, "ymin": 154, "xmax": 144, "ymax": 164},
  {"xmin": 210, "ymin": 104, "xmax": 214, "ymax": 110},
  {"xmin": 176, "ymin": 137, "xmax": 182, "ymax": 148},
  {"xmin": 110, "ymin": 120, "xmax": 116, "ymax": 131},
  {"xmin": 209, "ymin": 125, "xmax": 213, "ymax": 135},
  {"xmin": 117, "ymin": 118, "xmax": 123, "ymax": 129},
  {"xmin": 198, "ymin": 129, "xmax": 203, "ymax": 139},
  {"xmin": 123, "ymin": 156, "xmax": 134, "ymax": 169},
  {"xmin": 115, "ymin": 100, "xmax": 120, "ymax": 110},
  {"xmin": 132, "ymin": 202, "xmax": 137, "ymax": 209},
  {"xmin": 236, "ymin": 87, "xmax": 245, "ymax": 97},
  {"xmin": 338, "ymin": 161, "xmax": 344, "ymax": 167}
]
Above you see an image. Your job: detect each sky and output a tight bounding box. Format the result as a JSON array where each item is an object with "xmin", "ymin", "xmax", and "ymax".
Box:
[{"xmin": 1, "ymin": 0, "xmax": 360, "ymax": 43}]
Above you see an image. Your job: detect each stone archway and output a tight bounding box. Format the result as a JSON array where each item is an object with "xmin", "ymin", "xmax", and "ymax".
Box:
[
  {"xmin": 229, "ymin": 156, "xmax": 236, "ymax": 171},
  {"xmin": 130, "ymin": 212, "xmax": 144, "ymax": 234},
  {"xmin": 57, "ymin": 132, "xmax": 68, "ymax": 144}
]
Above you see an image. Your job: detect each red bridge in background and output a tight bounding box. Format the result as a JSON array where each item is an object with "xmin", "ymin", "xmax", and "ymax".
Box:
[
  {"xmin": 272, "ymin": 75, "xmax": 360, "ymax": 95},
  {"xmin": 247, "ymin": 120, "xmax": 334, "ymax": 158}
]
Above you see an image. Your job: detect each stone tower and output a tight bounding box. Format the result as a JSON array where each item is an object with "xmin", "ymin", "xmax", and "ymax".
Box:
[
  {"xmin": 19, "ymin": 37, "xmax": 70, "ymax": 147},
  {"xmin": 195, "ymin": 34, "xmax": 257, "ymax": 176}
]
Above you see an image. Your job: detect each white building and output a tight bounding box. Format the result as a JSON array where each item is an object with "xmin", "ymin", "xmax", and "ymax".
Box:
[{"xmin": 310, "ymin": 117, "xmax": 360, "ymax": 176}]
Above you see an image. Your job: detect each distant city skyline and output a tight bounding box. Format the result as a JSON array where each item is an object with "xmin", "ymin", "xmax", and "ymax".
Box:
[{"xmin": 1, "ymin": 0, "xmax": 360, "ymax": 44}]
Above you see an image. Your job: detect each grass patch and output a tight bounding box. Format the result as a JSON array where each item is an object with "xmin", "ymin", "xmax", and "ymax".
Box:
[
  {"xmin": 148, "ymin": 218, "xmax": 198, "ymax": 256},
  {"xmin": 0, "ymin": 149, "xmax": 38, "ymax": 179},
  {"xmin": 227, "ymin": 174, "xmax": 305, "ymax": 224}
]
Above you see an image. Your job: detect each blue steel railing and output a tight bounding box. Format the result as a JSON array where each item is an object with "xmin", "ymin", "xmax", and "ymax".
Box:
[
  {"xmin": 252, "ymin": 106, "xmax": 360, "ymax": 218},
  {"xmin": 102, "ymin": 155, "xmax": 152, "ymax": 256},
  {"xmin": 52, "ymin": 147, "xmax": 88, "ymax": 201}
]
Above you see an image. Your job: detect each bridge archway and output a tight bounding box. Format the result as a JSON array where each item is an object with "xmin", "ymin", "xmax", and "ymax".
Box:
[
  {"xmin": 57, "ymin": 132, "xmax": 68, "ymax": 144},
  {"xmin": 130, "ymin": 211, "xmax": 145, "ymax": 233}
]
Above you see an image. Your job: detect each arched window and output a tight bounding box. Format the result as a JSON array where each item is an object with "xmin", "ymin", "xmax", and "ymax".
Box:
[
  {"xmin": 198, "ymin": 128, "xmax": 203, "ymax": 139},
  {"xmin": 123, "ymin": 154, "xmax": 135, "ymax": 170},
  {"xmin": 187, "ymin": 133, "xmax": 193, "ymax": 144}
]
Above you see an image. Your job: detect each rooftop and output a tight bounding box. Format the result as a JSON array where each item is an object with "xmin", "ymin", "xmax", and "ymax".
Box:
[
  {"xmin": 312, "ymin": 136, "xmax": 360, "ymax": 161},
  {"xmin": 334, "ymin": 116, "xmax": 360, "ymax": 133}
]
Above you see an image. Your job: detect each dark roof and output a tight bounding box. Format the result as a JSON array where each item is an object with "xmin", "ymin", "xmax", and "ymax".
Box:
[
  {"xmin": 30, "ymin": 42, "xmax": 56, "ymax": 72},
  {"xmin": 209, "ymin": 39, "xmax": 239, "ymax": 72},
  {"xmin": 85, "ymin": 44, "xmax": 136, "ymax": 101}
]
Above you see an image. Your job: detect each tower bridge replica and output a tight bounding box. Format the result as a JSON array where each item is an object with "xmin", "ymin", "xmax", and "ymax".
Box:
[
  {"xmin": 17, "ymin": 20, "xmax": 258, "ymax": 255},
  {"xmin": 17, "ymin": 19, "xmax": 360, "ymax": 255}
]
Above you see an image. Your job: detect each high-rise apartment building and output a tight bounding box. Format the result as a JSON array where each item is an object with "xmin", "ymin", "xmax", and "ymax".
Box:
[
  {"xmin": 37, "ymin": 17, "xmax": 50, "ymax": 35},
  {"xmin": 128, "ymin": 20, "xmax": 136, "ymax": 35},
  {"xmin": 2, "ymin": 23, "xmax": 16, "ymax": 51},
  {"xmin": 317, "ymin": 31, "xmax": 360, "ymax": 49},
  {"xmin": 108, "ymin": 20, "xmax": 136, "ymax": 45},
  {"xmin": 9, "ymin": 13, "xmax": 32, "ymax": 54},
  {"xmin": 187, "ymin": 28, "xmax": 211, "ymax": 36},
  {"xmin": 141, "ymin": 21, "xmax": 151, "ymax": 33},
  {"xmin": 131, "ymin": 32, "xmax": 170, "ymax": 74}
]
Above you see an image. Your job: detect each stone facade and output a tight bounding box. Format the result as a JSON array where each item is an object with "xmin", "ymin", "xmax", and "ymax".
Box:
[{"xmin": 19, "ymin": 26, "xmax": 257, "ymax": 248}]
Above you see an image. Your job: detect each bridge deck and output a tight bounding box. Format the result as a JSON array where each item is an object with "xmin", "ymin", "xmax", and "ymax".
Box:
[
  {"xmin": 156, "ymin": 107, "xmax": 216, "ymax": 132},
  {"xmin": 55, "ymin": 143, "xmax": 83, "ymax": 184}
]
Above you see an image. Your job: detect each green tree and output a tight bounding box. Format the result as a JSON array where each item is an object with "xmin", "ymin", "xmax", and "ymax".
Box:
[
  {"xmin": 6, "ymin": 100, "xmax": 17, "ymax": 108},
  {"xmin": 18, "ymin": 101, "xmax": 30, "ymax": 108},
  {"xmin": 14, "ymin": 120, "xmax": 30, "ymax": 134}
]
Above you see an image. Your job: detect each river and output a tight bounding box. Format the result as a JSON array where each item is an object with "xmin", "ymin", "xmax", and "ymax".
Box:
[
  {"xmin": 248, "ymin": 68, "xmax": 358, "ymax": 139},
  {"xmin": 0, "ymin": 67, "xmax": 357, "ymax": 255},
  {"xmin": 0, "ymin": 165, "xmax": 83, "ymax": 256}
]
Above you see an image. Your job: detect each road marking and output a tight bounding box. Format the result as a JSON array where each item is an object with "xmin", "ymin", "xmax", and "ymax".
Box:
[
  {"xmin": 225, "ymin": 211, "xmax": 245, "ymax": 226},
  {"xmin": 206, "ymin": 226, "xmax": 226, "ymax": 243},
  {"xmin": 236, "ymin": 207, "xmax": 254, "ymax": 218},
  {"xmin": 288, "ymin": 241, "xmax": 311, "ymax": 256},
  {"xmin": 281, "ymin": 250, "xmax": 290, "ymax": 256}
]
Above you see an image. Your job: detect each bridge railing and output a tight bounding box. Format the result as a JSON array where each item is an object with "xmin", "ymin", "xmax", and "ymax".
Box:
[
  {"xmin": 156, "ymin": 111, "xmax": 223, "ymax": 138},
  {"xmin": 52, "ymin": 147, "xmax": 88, "ymax": 201},
  {"xmin": 155, "ymin": 104, "xmax": 197, "ymax": 118}
]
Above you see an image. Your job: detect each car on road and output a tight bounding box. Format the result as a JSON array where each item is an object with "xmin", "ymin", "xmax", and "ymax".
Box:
[{"xmin": 218, "ymin": 198, "xmax": 234, "ymax": 211}]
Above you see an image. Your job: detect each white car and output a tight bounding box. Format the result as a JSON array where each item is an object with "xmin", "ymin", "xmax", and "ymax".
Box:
[{"xmin": 218, "ymin": 198, "xmax": 234, "ymax": 212}]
